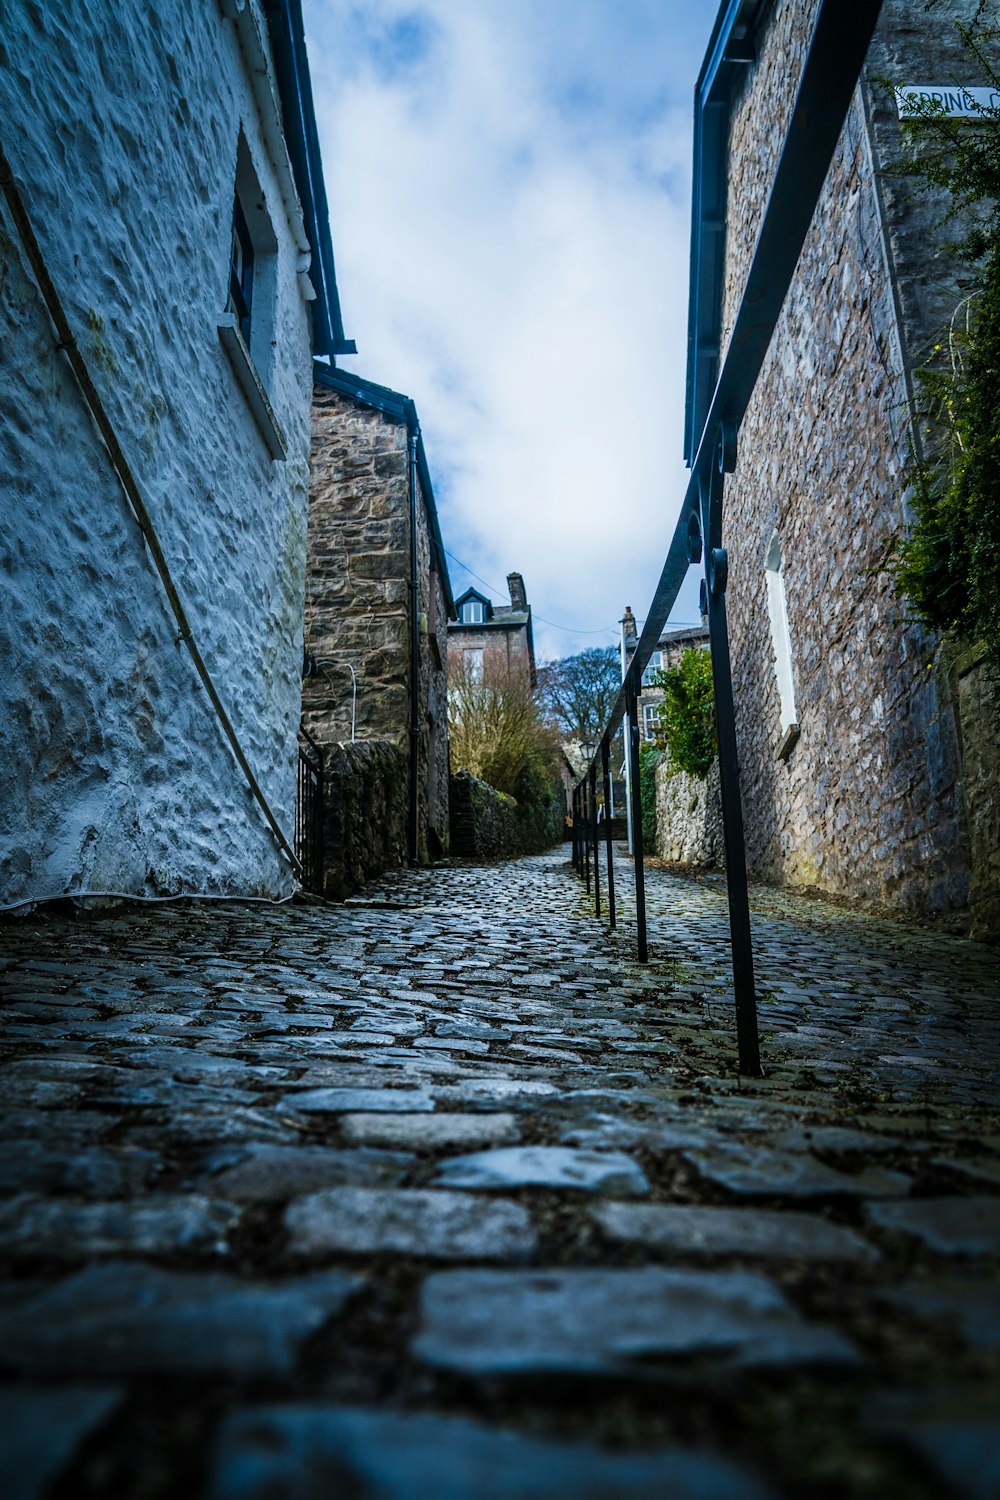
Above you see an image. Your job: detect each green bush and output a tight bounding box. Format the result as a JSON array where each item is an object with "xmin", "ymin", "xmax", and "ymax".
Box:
[
  {"xmin": 652, "ymin": 648, "xmax": 716, "ymax": 778},
  {"xmin": 638, "ymin": 742, "xmax": 660, "ymax": 849}
]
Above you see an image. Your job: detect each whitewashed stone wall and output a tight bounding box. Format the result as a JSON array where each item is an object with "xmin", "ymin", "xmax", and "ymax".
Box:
[
  {"xmin": 0, "ymin": 0, "xmax": 315, "ymax": 901},
  {"xmin": 716, "ymin": 0, "xmax": 977, "ymax": 916}
]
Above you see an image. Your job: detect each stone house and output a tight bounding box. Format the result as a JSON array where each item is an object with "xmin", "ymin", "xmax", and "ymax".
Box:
[
  {"xmin": 0, "ymin": 0, "xmax": 353, "ymax": 905},
  {"xmin": 449, "ymin": 574, "xmax": 537, "ymax": 687},
  {"xmin": 303, "ymin": 367, "xmax": 454, "ymax": 881},
  {"xmin": 622, "ymin": 610, "xmax": 710, "ymax": 744},
  {"xmin": 686, "ymin": 0, "xmax": 998, "ymax": 933}
]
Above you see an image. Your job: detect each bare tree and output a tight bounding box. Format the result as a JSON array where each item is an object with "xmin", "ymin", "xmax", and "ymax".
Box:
[
  {"xmin": 449, "ymin": 656, "xmax": 559, "ymax": 799},
  {"xmin": 536, "ymin": 646, "xmax": 620, "ymax": 740}
]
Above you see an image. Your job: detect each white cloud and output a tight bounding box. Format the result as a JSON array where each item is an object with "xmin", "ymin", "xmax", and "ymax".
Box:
[{"xmin": 305, "ymin": 0, "xmax": 719, "ymax": 662}]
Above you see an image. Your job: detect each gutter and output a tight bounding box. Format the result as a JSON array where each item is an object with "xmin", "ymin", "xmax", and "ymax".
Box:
[{"xmin": 407, "ymin": 426, "xmax": 421, "ymax": 865}]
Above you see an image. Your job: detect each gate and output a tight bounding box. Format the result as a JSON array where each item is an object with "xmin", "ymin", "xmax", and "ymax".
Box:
[{"xmin": 295, "ymin": 726, "xmax": 324, "ymax": 895}]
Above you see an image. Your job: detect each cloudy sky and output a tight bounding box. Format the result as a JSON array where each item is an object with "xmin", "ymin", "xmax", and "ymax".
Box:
[{"xmin": 305, "ymin": 0, "xmax": 720, "ymax": 663}]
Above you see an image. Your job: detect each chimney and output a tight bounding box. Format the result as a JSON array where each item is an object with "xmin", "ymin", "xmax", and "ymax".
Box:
[
  {"xmin": 622, "ymin": 606, "xmax": 637, "ymax": 640},
  {"xmin": 507, "ymin": 572, "xmax": 527, "ymax": 612}
]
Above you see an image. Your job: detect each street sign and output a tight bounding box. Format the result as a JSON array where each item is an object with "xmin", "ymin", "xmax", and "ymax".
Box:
[{"xmin": 895, "ymin": 84, "xmax": 1000, "ymax": 119}]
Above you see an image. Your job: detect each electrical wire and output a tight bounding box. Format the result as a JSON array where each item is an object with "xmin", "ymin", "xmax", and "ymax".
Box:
[{"xmin": 443, "ymin": 548, "xmax": 620, "ymax": 636}]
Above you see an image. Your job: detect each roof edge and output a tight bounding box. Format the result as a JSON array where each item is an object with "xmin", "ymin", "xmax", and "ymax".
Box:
[{"xmin": 313, "ymin": 363, "xmax": 455, "ymax": 618}]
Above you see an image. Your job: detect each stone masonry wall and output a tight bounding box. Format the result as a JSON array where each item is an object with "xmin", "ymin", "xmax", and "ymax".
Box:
[
  {"xmin": 319, "ymin": 738, "xmax": 407, "ymax": 901},
  {"xmin": 450, "ymin": 771, "xmax": 562, "ymax": 861},
  {"xmin": 715, "ymin": 0, "xmax": 977, "ymax": 916},
  {"xmin": 655, "ymin": 759, "xmax": 724, "ymax": 868},
  {"xmin": 0, "ymin": 0, "xmax": 313, "ymax": 903},
  {"xmin": 304, "ymin": 386, "xmax": 449, "ymax": 868}
]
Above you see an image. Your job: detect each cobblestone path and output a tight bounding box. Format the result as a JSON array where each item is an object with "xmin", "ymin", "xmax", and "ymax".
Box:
[{"xmin": 1, "ymin": 847, "xmax": 998, "ymax": 1499}]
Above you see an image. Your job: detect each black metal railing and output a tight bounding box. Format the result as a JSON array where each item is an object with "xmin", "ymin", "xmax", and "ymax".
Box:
[
  {"xmin": 570, "ymin": 0, "xmax": 885, "ymax": 1077},
  {"xmin": 295, "ymin": 726, "xmax": 325, "ymax": 895}
]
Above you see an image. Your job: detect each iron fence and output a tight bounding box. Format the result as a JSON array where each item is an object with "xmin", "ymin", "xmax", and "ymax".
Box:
[
  {"xmin": 570, "ymin": 0, "xmax": 885, "ymax": 1077},
  {"xmin": 295, "ymin": 726, "xmax": 325, "ymax": 895}
]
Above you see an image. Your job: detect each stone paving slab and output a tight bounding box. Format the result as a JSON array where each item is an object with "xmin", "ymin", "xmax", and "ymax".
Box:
[
  {"xmin": 880, "ymin": 1279, "xmax": 1000, "ymax": 1350},
  {"xmin": 278, "ymin": 1087, "xmax": 436, "ymax": 1115},
  {"xmin": 864, "ymin": 1197, "xmax": 1000, "ymax": 1255},
  {"xmin": 200, "ymin": 1143, "xmax": 416, "ymax": 1201},
  {"xmin": 0, "ymin": 1263, "xmax": 362, "ymax": 1377},
  {"xmin": 683, "ymin": 1142, "xmax": 913, "ymax": 1200},
  {"xmin": 414, "ymin": 1267, "xmax": 858, "ymax": 1377},
  {"xmin": 285, "ymin": 1187, "xmax": 537, "ymax": 1261},
  {"xmin": 592, "ymin": 1202, "xmax": 880, "ymax": 1263},
  {"xmin": 0, "ymin": 1385, "xmax": 123, "ymax": 1500},
  {"xmin": 340, "ymin": 1111, "xmax": 520, "ymax": 1150},
  {"xmin": 865, "ymin": 1395, "xmax": 1000, "ymax": 1500},
  {"xmin": 210, "ymin": 1405, "xmax": 775, "ymax": 1500},
  {"xmin": 0, "ymin": 1192, "xmax": 240, "ymax": 1259},
  {"xmin": 434, "ymin": 1145, "xmax": 650, "ymax": 1196}
]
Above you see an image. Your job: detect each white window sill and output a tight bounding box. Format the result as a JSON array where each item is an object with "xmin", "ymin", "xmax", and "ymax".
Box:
[{"xmin": 218, "ymin": 314, "xmax": 288, "ymax": 461}]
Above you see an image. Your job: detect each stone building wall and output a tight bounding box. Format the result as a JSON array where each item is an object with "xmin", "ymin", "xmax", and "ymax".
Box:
[
  {"xmin": 714, "ymin": 0, "xmax": 980, "ymax": 916},
  {"xmin": 303, "ymin": 382, "xmax": 450, "ymax": 870},
  {"xmin": 0, "ymin": 0, "xmax": 317, "ymax": 903},
  {"xmin": 449, "ymin": 575, "xmax": 534, "ymax": 687}
]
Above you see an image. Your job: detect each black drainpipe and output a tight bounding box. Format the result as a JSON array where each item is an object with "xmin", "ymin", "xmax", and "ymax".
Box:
[{"xmin": 407, "ymin": 423, "xmax": 420, "ymax": 865}]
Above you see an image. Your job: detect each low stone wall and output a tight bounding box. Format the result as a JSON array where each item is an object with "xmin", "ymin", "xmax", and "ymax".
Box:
[
  {"xmin": 320, "ymin": 739, "xmax": 407, "ymax": 900},
  {"xmin": 655, "ymin": 757, "xmax": 724, "ymax": 867},
  {"xmin": 449, "ymin": 771, "xmax": 562, "ymax": 860},
  {"xmin": 955, "ymin": 648, "xmax": 1000, "ymax": 942}
]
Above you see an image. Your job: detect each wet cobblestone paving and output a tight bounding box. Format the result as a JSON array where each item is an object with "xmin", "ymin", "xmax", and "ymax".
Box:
[{"xmin": 1, "ymin": 846, "xmax": 998, "ymax": 1499}]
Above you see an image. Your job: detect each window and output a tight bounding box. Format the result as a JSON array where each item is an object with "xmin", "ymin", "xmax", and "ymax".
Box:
[
  {"xmin": 764, "ymin": 530, "xmax": 799, "ymax": 754},
  {"xmin": 465, "ymin": 648, "xmax": 483, "ymax": 682},
  {"xmin": 461, "ymin": 599, "xmax": 485, "ymax": 624},
  {"xmin": 227, "ymin": 131, "xmax": 277, "ymax": 382},
  {"xmin": 217, "ymin": 130, "xmax": 286, "ymax": 459},
  {"xmin": 642, "ymin": 701, "xmax": 661, "ymax": 741},
  {"xmin": 228, "ymin": 194, "xmax": 254, "ymax": 348},
  {"xmin": 641, "ymin": 650, "xmax": 663, "ymax": 687}
]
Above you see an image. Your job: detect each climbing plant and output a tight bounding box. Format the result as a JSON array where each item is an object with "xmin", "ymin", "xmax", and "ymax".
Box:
[
  {"xmin": 652, "ymin": 647, "xmax": 716, "ymax": 779},
  {"xmin": 638, "ymin": 742, "xmax": 660, "ymax": 850},
  {"xmin": 888, "ymin": 22, "xmax": 1000, "ymax": 672}
]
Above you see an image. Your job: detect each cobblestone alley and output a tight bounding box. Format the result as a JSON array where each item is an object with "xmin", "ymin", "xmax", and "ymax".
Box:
[{"xmin": 1, "ymin": 847, "xmax": 999, "ymax": 1499}]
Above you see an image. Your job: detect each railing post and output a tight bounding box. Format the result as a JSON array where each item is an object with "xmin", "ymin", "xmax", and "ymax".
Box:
[
  {"xmin": 700, "ymin": 425, "xmax": 762, "ymax": 1078},
  {"xmin": 590, "ymin": 762, "xmax": 601, "ymax": 919},
  {"xmin": 571, "ymin": 786, "xmax": 579, "ymax": 871},
  {"xmin": 626, "ymin": 681, "xmax": 648, "ymax": 962},
  {"xmin": 583, "ymin": 776, "xmax": 591, "ymax": 894},
  {"xmin": 602, "ymin": 737, "xmax": 616, "ymax": 929}
]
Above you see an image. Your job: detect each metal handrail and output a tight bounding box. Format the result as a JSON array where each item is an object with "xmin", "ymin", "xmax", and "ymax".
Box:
[{"xmin": 570, "ymin": 0, "xmax": 886, "ymax": 1076}]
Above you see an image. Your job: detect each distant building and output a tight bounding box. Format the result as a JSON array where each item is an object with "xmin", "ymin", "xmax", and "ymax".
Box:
[
  {"xmin": 304, "ymin": 368, "xmax": 454, "ymax": 872},
  {"xmin": 449, "ymin": 573, "xmax": 537, "ymax": 687},
  {"xmin": 621, "ymin": 609, "xmax": 709, "ymax": 744},
  {"xmin": 1, "ymin": 0, "xmax": 352, "ymax": 903}
]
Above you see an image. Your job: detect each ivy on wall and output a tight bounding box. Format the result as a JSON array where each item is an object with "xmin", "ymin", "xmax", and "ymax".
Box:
[{"xmin": 889, "ymin": 23, "xmax": 1000, "ymax": 673}]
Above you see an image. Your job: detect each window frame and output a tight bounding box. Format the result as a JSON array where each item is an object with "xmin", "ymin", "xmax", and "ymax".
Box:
[{"xmin": 228, "ymin": 194, "xmax": 255, "ymax": 348}]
